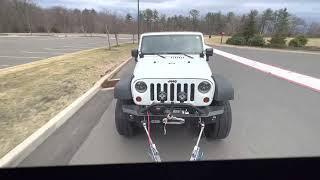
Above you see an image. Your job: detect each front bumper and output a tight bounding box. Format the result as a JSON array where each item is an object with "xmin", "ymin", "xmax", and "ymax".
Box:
[{"xmin": 122, "ymin": 102, "xmax": 224, "ymax": 125}]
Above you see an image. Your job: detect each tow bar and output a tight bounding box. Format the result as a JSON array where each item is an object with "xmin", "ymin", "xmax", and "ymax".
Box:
[
  {"xmin": 141, "ymin": 114, "xmax": 205, "ymax": 162},
  {"xmin": 142, "ymin": 121, "xmax": 161, "ymax": 162},
  {"xmin": 190, "ymin": 120, "xmax": 205, "ymax": 161}
]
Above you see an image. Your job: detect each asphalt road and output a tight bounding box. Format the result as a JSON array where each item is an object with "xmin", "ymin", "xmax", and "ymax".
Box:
[
  {"xmin": 20, "ymin": 46, "xmax": 320, "ymax": 167},
  {"xmin": 214, "ymin": 45, "xmax": 320, "ymax": 78},
  {"xmin": 0, "ymin": 34, "xmax": 134, "ymax": 68}
]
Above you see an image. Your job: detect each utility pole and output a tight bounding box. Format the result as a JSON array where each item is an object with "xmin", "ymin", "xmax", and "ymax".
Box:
[{"xmin": 137, "ymin": 0, "xmax": 140, "ymax": 44}]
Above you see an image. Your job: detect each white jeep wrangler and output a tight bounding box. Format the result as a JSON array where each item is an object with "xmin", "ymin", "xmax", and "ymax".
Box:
[{"xmin": 114, "ymin": 32, "xmax": 234, "ymax": 140}]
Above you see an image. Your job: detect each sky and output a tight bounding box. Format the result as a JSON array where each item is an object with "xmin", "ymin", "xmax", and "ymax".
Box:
[{"xmin": 38, "ymin": 0, "xmax": 320, "ymax": 22}]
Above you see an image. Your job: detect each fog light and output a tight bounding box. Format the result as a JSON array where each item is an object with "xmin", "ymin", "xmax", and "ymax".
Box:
[
  {"xmin": 203, "ymin": 97, "xmax": 210, "ymax": 103},
  {"xmin": 177, "ymin": 92, "xmax": 187, "ymax": 102},
  {"xmin": 158, "ymin": 91, "xmax": 167, "ymax": 101},
  {"xmin": 136, "ymin": 96, "xmax": 142, "ymax": 102}
]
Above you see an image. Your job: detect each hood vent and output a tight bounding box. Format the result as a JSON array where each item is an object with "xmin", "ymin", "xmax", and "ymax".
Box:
[{"xmin": 170, "ymin": 56, "xmax": 184, "ymax": 59}]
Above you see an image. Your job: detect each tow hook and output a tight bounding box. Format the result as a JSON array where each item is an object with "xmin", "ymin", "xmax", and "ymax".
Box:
[
  {"xmin": 162, "ymin": 114, "xmax": 185, "ymax": 125},
  {"xmin": 162, "ymin": 114, "xmax": 185, "ymax": 135}
]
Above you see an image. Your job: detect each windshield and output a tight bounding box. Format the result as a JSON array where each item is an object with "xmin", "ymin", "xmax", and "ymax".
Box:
[{"xmin": 141, "ymin": 35, "xmax": 203, "ymax": 54}]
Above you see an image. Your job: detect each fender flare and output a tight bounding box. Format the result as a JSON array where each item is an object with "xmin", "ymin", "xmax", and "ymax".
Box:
[
  {"xmin": 114, "ymin": 75, "xmax": 133, "ymax": 100},
  {"xmin": 212, "ymin": 74, "xmax": 234, "ymax": 101}
]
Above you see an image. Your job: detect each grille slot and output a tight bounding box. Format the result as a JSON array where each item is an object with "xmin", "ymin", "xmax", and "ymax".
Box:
[
  {"xmin": 150, "ymin": 83, "xmax": 154, "ymax": 100},
  {"xmin": 190, "ymin": 84, "xmax": 195, "ymax": 101},
  {"xmin": 170, "ymin": 83, "xmax": 175, "ymax": 101},
  {"xmin": 163, "ymin": 83, "xmax": 168, "ymax": 101},
  {"xmin": 184, "ymin": 83, "xmax": 188, "ymax": 100},
  {"xmin": 177, "ymin": 83, "xmax": 181, "ymax": 95},
  {"xmin": 156, "ymin": 83, "xmax": 161, "ymax": 101}
]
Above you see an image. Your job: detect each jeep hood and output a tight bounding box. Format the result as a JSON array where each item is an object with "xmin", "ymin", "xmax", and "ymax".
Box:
[{"xmin": 133, "ymin": 55, "xmax": 212, "ymax": 79}]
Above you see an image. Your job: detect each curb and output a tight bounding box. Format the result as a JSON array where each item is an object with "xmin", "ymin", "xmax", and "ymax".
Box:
[{"xmin": 0, "ymin": 57, "xmax": 131, "ymax": 167}]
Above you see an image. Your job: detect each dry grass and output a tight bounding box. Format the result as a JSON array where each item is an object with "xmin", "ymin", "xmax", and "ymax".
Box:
[
  {"xmin": 204, "ymin": 35, "xmax": 320, "ymax": 47},
  {"xmin": 0, "ymin": 43, "xmax": 137, "ymax": 158},
  {"xmin": 302, "ymin": 38, "xmax": 320, "ymax": 47},
  {"xmin": 204, "ymin": 35, "xmax": 231, "ymax": 45}
]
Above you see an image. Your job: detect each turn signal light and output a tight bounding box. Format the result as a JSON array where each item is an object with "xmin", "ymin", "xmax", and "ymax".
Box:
[
  {"xmin": 203, "ymin": 97, "xmax": 210, "ymax": 103},
  {"xmin": 136, "ymin": 96, "xmax": 142, "ymax": 102}
]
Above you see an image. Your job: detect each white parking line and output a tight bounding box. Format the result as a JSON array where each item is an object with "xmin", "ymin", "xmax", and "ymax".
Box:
[
  {"xmin": 0, "ymin": 55, "xmax": 43, "ymax": 59},
  {"xmin": 214, "ymin": 49, "xmax": 320, "ymax": 93},
  {"xmin": 44, "ymin": 48, "xmax": 85, "ymax": 51},
  {"xmin": 22, "ymin": 51, "xmax": 61, "ymax": 54},
  {"xmin": 63, "ymin": 45, "xmax": 104, "ymax": 48},
  {"xmin": 87, "ymin": 43, "xmax": 103, "ymax": 45}
]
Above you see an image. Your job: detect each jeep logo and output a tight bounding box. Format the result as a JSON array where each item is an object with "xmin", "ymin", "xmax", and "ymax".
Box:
[{"xmin": 168, "ymin": 80, "xmax": 177, "ymax": 83}]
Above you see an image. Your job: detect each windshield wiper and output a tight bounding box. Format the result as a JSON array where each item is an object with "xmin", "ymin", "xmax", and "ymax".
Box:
[
  {"xmin": 156, "ymin": 54, "xmax": 166, "ymax": 59},
  {"xmin": 143, "ymin": 53, "xmax": 166, "ymax": 59},
  {"xmin": 166, "ymin": 52, "xmax": 194, "ymax": 59}
]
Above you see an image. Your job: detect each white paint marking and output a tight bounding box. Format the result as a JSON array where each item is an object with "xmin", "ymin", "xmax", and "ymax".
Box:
[
  {"xmin": 22, "ymin": 51, "xmax": 61, "ymax": 54},
  {"xmin": 0, "ymin": 55, "xmax": 43, "ymax": 59},
  {"xmin": 87, "ymin": 42, "xmax": 102, "ymax": 45},
  {"xmin": 66, "ymin": 46, "xmax": 103, "ymax": 48},
  {"xmin": 214, "ymin": 49, "xmax": 320, "ymax": 93},
  {"xmin": 44, "ymin": 48, "xmax": 85, "ymax": 51}
]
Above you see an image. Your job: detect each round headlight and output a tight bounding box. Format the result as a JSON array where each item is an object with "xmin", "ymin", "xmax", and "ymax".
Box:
[
  {"xmin": 135, "ymin": 81, "xmax": 147, "ymax": 93},
  {"xmin": 198, "ymin": 81, "xmax": 211, "ymax": 93}
]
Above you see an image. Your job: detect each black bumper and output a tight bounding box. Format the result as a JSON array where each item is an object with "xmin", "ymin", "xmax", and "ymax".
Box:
[{"xmin": 122, "ymin": 102, "xmax": 224, "ymax": 124}]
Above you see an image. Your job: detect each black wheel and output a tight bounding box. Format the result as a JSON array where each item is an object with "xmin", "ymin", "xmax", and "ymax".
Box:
[
  {"xmin": 115, "ymin": 100, "xmax": 136, "ymax": 137},
  {"xmin": 204, "ymin": 101, "xmax": 232, "ymax": 140}
]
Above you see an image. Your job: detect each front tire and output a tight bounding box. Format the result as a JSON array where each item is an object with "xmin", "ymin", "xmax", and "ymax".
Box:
[
  {"xmin": 204, "ymin": 101, "xmax": 232, "ymax": 140},
  {"xmin": 115, "ymin": 100, "xmax": 136, "ymax": 137}
]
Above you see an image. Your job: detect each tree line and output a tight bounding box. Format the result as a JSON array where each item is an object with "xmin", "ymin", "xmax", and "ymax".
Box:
[{"xmin": 1, "ymin": 0, "xmax": 320, "ymax": 37}]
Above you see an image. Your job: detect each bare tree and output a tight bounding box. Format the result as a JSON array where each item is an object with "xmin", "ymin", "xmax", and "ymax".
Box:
[
  {"xmin": 13, "ymin": 0, "xmax": 34, "ymax": 34},
  {"xmin": 259, "ymin": 8, "xmax": 273, "ymax": 35},
  {"xmin": 125, "ymin": 13, "xmax": 135, "ymax": 43},
  {"xmin": 289, "ymin": 16, "xmax": 307, "ymax": 35},
  {"xmin": 308, "ymin": 22, "xmax": 320, "ymax": 37},
  {"xmin": 105, "ymin": 25, "xmax": 111, "ymax": 50},
  {"xmin": 189, "ymin": 9, "xmax": 200, "ymax": 31},
  {"xmin": 0, "ymin": 0, "xmax": 316, "ymax": 39}
]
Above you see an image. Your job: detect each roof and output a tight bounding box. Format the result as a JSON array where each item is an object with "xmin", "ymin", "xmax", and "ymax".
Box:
[{"xmin": 141, "ymin": 31, "xmax": 203, "ymax": 36}]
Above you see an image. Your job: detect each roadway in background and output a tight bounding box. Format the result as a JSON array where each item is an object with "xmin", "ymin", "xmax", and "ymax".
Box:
[{"xmin": 0, "ymin": 34, "xmax": 135, "ymax": 69}]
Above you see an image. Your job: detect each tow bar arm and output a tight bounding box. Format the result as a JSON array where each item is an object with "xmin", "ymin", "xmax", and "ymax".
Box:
[
  {"xmin": 190, "ymin": 121, "xmax": 205, "ymax": 161},
  {"xmin": 142, "ymin": 121, "xmax": 161, "ymax": 162}
]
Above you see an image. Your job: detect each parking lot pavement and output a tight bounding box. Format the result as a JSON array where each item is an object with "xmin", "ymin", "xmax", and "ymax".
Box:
[
  {"xmin": 213, "ymin": 45, "xmax": 320, "ymax": 79},
  {"xmin": 20, "ymin": 47, "xmax": 320, "ymax": 167},
  {"xmin": 0, "ymin": 35, "xmax": 134, "ymax": 68}
]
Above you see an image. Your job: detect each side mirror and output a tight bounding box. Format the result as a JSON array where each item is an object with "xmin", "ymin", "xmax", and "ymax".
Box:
[
  {"xmin": 205, "ymin": 48, "xmax": 213, "ymax": 61},
  {"xmin": 131, "ymin": 49, "xmax": 138, "ymax": 61}
]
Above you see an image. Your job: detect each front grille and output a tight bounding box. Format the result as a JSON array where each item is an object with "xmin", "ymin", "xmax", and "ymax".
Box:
[{"xmin": 150, "ymin": 82, "xmax": 195, "ymax": 102}]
